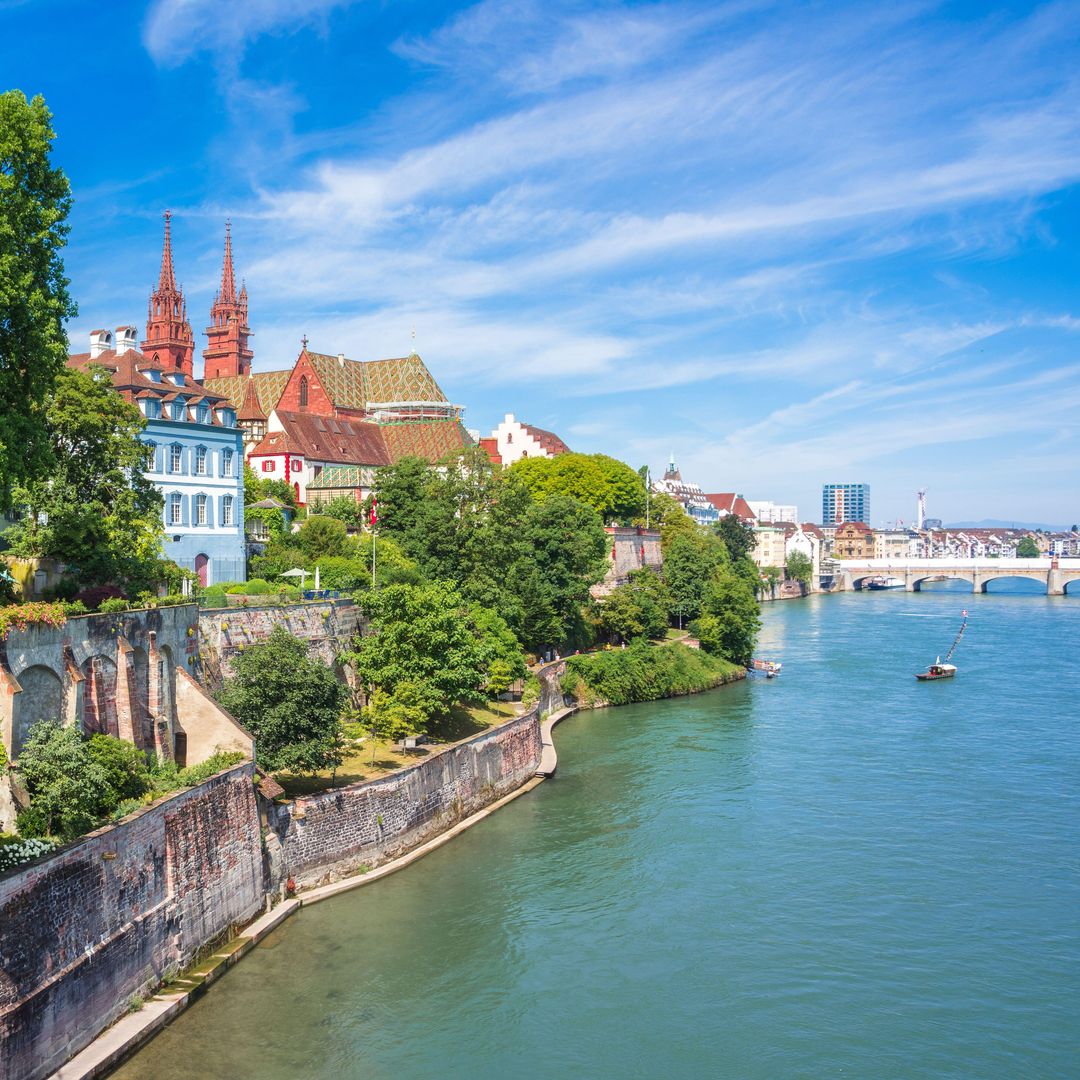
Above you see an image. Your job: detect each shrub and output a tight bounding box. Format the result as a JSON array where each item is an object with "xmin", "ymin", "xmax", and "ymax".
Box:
[
  {"xmin": 200, "ymin": 588, "xmax": 228, "ymax": 608},
  {"xmin": 97, "ymin": 597, "xmax": 129, "ymax": 614},
  {"xmin": 177, "ymin": 749, "xmax": 246, "ymax": 786},
  {"xmin": 61, "ymin": 600, "xmax": 89, "ymax": 616},
  {"xmin": 0, "ymin": 601, "xmax": 68, "ymax": 639},
  {"xmin": 76, "ymin": 585, "xmax": 126, "ymax": 610},
  {"xmin": 0, "ymin": 835, "xmax": 57, "ymax": 873},
  {"xmin": 226, "ymin": 579, "xmax": 271, "ymax": 596}
]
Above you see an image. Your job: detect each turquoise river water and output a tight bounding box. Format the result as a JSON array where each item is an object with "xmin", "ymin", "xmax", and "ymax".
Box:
[{"xmin": 113, "ymin": 584, "xmax": 1079, "ymax": 1079}]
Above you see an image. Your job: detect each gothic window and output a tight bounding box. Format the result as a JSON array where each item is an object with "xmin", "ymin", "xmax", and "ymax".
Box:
[
  {"xmin": 196, "ymin": 494, "xmax": 208, "ymax": 526},
  {"xmin": 223, "ymin": 449, "xmax": 234, "ymax": 477},
  {"xmin": 195, "ymin": 446, "xmax": 207, "ymax": 475},
  {"xmin": 170, "ymin": 444, "xmax": 183, "ymax": 473},
  {"xmin": 299, "ymin": 375, "xmax": 309, "ymax": 408},
  {"xmin": 169, "ymin": 494, "xmax": 182, "ymax": 525},
  {"xmin": 223, "ymin": 495, "xmax": 233, "ymax": 526}
]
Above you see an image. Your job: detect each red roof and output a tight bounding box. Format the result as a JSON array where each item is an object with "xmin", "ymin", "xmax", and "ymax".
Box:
[
  {"xmin": 704, "ymin": 493, "xmax": 756, "ymax": 522},
  {"xmin": 836, "ymin": 521, "xmax": 872, "ymax": 533},
  {"xmin": 478, "ymin": 436, "xmax": 501, "ymax": 465},
  {"xmin": 237, "ymin": 375, "xmax": 267, "ymax": 421},
  {"xmin": 252, "ymin": 411, "xmax": 391, "ymax": 467},
  {"xmin": 520, "ymin": 422, "xmax": 570, "ymax": 456}
]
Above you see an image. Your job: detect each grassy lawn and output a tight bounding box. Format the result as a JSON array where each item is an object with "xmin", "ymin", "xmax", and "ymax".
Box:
[
  {"xmin": 664, "ymin": 628, "xmax": 690, "ymax": 640},
  {"xmin": 275, "ymin": 700, "xmax": 521, "ymax": 797}
]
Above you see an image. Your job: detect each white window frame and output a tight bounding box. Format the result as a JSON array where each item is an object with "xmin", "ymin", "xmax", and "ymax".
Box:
[
  {"xmin": 170, "ymin": 444, "xmax": 183, "ymax": 473},
  {"xmin": 223, "ymin": 449, "xmax": 234, "ymax": 477},
  {"xmin": 196, "ymin": 494, "xmax": 208, "ymax": 526},
  {"xmin": 223, "ymin": 495, "xmax": 233, "ymax": 526},
  {"xmin": 196, "ymin": 446, "xmax": 208, "ymax": 476},
  {"xmin": 169, "ymin": 494, "xmax": 182, "ymax": 525}
]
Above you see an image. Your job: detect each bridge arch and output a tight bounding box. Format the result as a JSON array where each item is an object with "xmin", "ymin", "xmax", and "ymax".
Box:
[
  {"xmin": 976, "ymin": 573, "xmax": 1048, "ymax": 594},
  {"xmin": 911, "ymin": 575, "xmax": 974, "ymax": 592}
]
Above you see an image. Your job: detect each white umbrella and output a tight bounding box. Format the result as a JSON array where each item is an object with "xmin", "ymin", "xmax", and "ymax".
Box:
[
  {"xmin": 314, "ymin": 565, "xmax": 320, "ymax": 591},
  {"xmin": 280, "ymin": 568, "xmax": 309, "ymax": 587}
]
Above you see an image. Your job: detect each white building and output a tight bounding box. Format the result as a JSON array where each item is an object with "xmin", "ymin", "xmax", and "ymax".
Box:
[
  {"xmin": 748, "ymin": 500, "xmax": 799, "ymax": 524},
  {"xmin": 488, "ymin": 413, "xmax": 571, "ymax": 466}
]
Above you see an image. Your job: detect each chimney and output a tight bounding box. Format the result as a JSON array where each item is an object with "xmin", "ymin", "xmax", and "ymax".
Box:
[
  {"xmin": 90, "ymin": 329, "xmax": 114, "ymax": 358},
  {"xmin": 337, "ymin": 352, "xmax": 345, "ymax": 367},
  {"xmin": 115, "ymin": 325, "xmax": 139, "ymax": 354}
]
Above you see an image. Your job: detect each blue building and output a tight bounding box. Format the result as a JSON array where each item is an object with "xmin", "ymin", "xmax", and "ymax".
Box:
[
  {"xmin": 70, "ymin": 328, "xmax": 246, "ymax": 586},
  {"xmin": 822, "ymin": 482, "xmax": 870, "ymax": 525}
]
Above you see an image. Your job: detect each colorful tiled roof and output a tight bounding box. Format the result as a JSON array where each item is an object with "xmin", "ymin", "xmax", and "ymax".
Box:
[
  {"xmin": 253, "ymin": 411, "xmax": 391, "ymax": 466},
  {"xmin": 379, "ymin": 419, "xmax": 473, "ymax": 462},
  {"xmin": 204, "ymin": 350, "xmax": 449, "ymax": 415}
]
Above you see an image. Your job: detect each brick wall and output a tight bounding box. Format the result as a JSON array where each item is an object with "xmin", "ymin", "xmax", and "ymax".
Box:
[
  {"xmin": 197, "ymin": 600, "xmax": 362, "ymax": 689},
  {"xmin": 0, "ymin": 764, "xmax": 262, "ymax": 1080},
  {"xmin": 272, "ymin": 709, "xmax": 542, "ymax": 884}
]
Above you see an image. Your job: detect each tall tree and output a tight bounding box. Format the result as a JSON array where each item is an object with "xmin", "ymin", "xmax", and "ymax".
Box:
[
  {"xmin": 0, "ymin": 92, "xmax": 76, "ymax": 508},
  {"xmin": 511, "ymin": 452, "xmax": 646, "ymax": 523},
  {"xmin": 216, "ymin": 626, "xmax": 346, "ymax": 773},
  {"xmin": 7, "ymin": 366, "xmax": 164, "ymax": 589},
  {"xmin": 714, "ymin": 513, "xmax": 756, "ymax": 563}
]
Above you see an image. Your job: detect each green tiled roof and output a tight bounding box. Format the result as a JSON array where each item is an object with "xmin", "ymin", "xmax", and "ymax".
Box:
[{"xmin": 307, "ymin": 465, "xmax": 378, "ymax": 490}]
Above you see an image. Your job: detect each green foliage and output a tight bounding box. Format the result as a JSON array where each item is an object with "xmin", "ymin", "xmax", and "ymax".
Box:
[
  {"xmin": 216, "ymin": 626, "xmax": 346, "ymax": 773},
  {"xmin": 60, "ymin": 600, "xmax": 89, "ymax": 616},
  {"xmin": 373, "ymin": 453, "xmax": 607, "ymax": 654},
  {"xmin": 347, "ymin": 581, "xmax": 490, "ymax": 726},
  {"xmin": 200, "ymin": 587, "xmax": 228, "ymax": 608},
  {"xmin": 362, "ymin": 683, "xmax": 434, "ymax": 760},
  {"xmin": 226, "ymin": 578, "xmax": 271, "ymax": 595},
  {"xmin": 298, "ymin": 515, "xmax": 348, "ymax": 560},
  {"xmin": 690, "ymin": 566, "xmax": 761, "ymax": 665},
  {"xmin": 85, "ymin": 734, "xmax": 149, "ymax": 806},
  {"xmin": 245, "ymin": 504, "xmax": 287, "ymax": 541},
  {"xmin": 97, "ymin": 597, "xmax": 129, "ymax": 613},
  {"xmin": 1016, "ymin": 536, "xmax": 1039, "ymax": 558},
  {"xmin": 15, "ymin": 721, "xmax": 109, "ymax": 841},
  {"xmin": 469, "ymin": 603, "xmax": 528, "ymax": 694},
  {"xmin": 319, "ymin": 496, "xmax": 364, "ymax": 528},
  {"xmin": 561, "ymin": 641, "xmax": 741, "ymax": 707},
  {"xmin": 663, "ymin": 530, "xmax": 727, "ymax": 621},
  {"xmin": 714, "ymin": 514, "xmax": 756, "ymax": 563},
  {"xmin": 244, "ymin": 463, "xmax": 296, "ymax": 509},
  {"xmin": 6, "ymin": 366, "xmax": 164, "ymax": 590},
  {"xmin": 175, "ymin": 749, "xmax": 246, "ymax": 787},
  {"xmin": 0, "ymin": 91, "xmax": 76, "ymax": 510},
  {"xmin": 785, "ymin": 551, "xmax": 813, "ymax": 584},
  {"xmin": 511, "ymin": 452, "xmax": 646, "ymax": 523},
  {"xmin": 598, "ymin": 568, "xmax": 671, "ymax": 642}
]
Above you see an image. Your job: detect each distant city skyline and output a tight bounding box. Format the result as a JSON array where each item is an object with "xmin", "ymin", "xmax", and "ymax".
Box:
[{"xmin": 5, "ymin": 0, "xmax": 1080, "ymax": 523}]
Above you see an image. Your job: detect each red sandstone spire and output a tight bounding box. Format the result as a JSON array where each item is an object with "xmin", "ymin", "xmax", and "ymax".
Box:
[
  {"xmin": 203, "ymin": 221, "xmax": 253, "ymax": 380},
  {"xmin": 141, "ymin": 210, "xmax": 195, "ymax": 377},
  {"xmin": 218, "ymin": 220, "xmax": 237, "ymax": 305}
]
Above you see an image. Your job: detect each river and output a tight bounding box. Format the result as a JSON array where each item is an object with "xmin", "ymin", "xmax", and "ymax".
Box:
[{"xmin": 113, "ymin": 584, "xmax": 1080, "ymax": 1079}]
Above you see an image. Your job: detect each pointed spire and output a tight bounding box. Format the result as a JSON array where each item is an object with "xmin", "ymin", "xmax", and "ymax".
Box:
[
  {"xmin": 158, "ymin": 210, "xmax": 177, "ymax": 292},
  {"xmin": 219, "ymin": 220, "xmax": 237, "ymax": 305}
]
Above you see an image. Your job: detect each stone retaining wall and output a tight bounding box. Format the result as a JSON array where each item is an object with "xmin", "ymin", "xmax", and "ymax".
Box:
[
  {"xmin": 0, "ymin": 764, "xmax": 262, "ymax": 1080},
  {"xmin": 197, "ymin": 600, "xmax": 362, "ymax": 689},
  {"xmin": 272, "ymin": 709, "xmax": 542, "ymax": 884}
]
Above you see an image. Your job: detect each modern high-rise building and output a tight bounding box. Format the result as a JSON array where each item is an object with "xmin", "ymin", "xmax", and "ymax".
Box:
[{"xmin": 822, "ymin": 483, "xmax": 870, "ymax": 525}]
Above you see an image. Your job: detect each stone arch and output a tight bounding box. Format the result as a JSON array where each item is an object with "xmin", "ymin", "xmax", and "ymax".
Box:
[
  {"xmin": 977, "ymin": 573, "xmax": 1048, "ymax": 594},
  {"xmin": 1064, "ymin": 579, "xmax": 1080, "ymax": 595},
  {"xmin": 82, "ymin": 655, "xmax": 119, "ymax": 737},
  {"xmin": 127, "ymin": 646, "xmax": 151, "ymax": 749},
  {"xmin": 911, "ymin": 575, "xmax": 973, "ymax": 592},
  {"xmin": 11, "ymin": 665, "xmax": 63, "ymax": 758}
]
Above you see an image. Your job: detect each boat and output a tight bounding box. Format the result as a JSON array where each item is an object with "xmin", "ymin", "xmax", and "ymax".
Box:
[
  {"xmin": 865, "ymin": 575, "xmax": 905, "ymax": 590},
  {"xmin": 915, "ymin": 610, "xmax": 967, "ymax": 681},
  {"xmin": 915, "ymin": 661, "xmax": 956, "ymax": 681},
  {"xmin": 749, "ymin": 658, "xmax": 782, "ymax": 678}
]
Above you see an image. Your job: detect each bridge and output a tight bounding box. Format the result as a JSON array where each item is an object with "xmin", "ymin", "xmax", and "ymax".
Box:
[{"xmin": 835, "ymin": 558, "xmax": 1080, "ymax": 595}]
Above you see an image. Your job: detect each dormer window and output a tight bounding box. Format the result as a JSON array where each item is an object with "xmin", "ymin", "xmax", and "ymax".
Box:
[
  {"xmin": 167, "ymin": 372, "xmax": 185, "ymax": 386},
  {"xmin": 197, "ymin": 404, "xmax": 209, "ymax": 424},
  {"xmin": 171, "ymin": 401, "xmax": 185, "ymax": 421},
  {"xmin": 218, "ymin": 408, "xmax": 235, "ymax": 427},
  {"xmin": 143, "ymin": 368, "xmax": 161, "ymax": 383}
]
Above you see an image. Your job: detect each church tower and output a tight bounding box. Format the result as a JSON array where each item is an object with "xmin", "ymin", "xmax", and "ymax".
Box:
[
  {"xmin": 141, "ymin": 211, "xmax": 195, "ymax": 376},
  {"xmin": 202, "ymin": 221, "xmax": 253, "ymax": 379}
]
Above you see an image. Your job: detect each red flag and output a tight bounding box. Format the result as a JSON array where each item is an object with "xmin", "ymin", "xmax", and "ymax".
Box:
[{"xmin": 370, "ymin": 496, "xmax": 378, "ymax": 527}]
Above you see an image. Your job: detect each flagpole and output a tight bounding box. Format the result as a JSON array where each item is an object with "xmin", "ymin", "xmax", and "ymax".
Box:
[{"xmin": 370, "ymin": 495, "xmax": 377, "ymax": 588}]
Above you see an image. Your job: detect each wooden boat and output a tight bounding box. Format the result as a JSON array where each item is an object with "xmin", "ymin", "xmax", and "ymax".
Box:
[{"xmin": 915, "ymin": 610, "xmax": 967, "ymax": 681}]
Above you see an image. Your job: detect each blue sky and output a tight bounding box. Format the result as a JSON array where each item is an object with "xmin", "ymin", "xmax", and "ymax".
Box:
[{"xmin": 4, "ymin": 0, "xmax": 1080, "ymax": 525}]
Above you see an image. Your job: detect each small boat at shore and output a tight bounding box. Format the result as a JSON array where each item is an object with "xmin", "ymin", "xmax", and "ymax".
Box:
[
  {"xmin": 749, "ymin": 658, "xmax": 782, "ymax": 678},
  {"xmin": 915, "ymin": 611, "xmax": 967, "ymax": 681}
]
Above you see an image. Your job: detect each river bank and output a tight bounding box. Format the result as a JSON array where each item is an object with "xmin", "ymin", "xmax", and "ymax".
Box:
[{"xmin": 110, "ymin": 589, "xmax": 1080, "ymax": 1080}]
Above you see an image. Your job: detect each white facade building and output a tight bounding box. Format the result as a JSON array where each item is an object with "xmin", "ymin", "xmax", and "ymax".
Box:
[
  {"xmin": 748, "ymin": 500, "xmax": 799, "ymax": 524},
  {"xmin": 490, "ymin": 414, "xmax": 571, "ymax": 466}
]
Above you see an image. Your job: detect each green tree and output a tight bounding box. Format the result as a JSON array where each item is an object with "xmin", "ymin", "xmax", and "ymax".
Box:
[
  {"xmin": 691, "ymin": 566, "xmax": 761, "ymax": 665},
  {"xmin": 216, "ymin": 626, "xmax": 346, "ymax": 773},
  {"xmin": 511, "ymin": 453, "xmax": 646, "ymax": 523},
  {"xmin": 663, "ymin": 530, "xmax": 727, "ymax": 621},
  {"xmin": 1016, "ymin": 536, "xmax": 1039, "ymax": 558},
  {"xmin": 7, "ymin": 366, "xmax": 164, "ymax": 589},
  {"xmin": 244, "ymin": 463, "xmax": 297, "ymax": 509},
  {"xmin": 785, "ymin": 551, "xmax": 813, "ymax": 584},
  {"xmin": 714, "ymin": 514, "xmax": 756, "ymax": 563},
  {"xmin": 469, "ymin": 603, "xmax": 527, "ymax": 693},
  {"xmin": 0, "ymin": 91, "xmax": 76, "ymax": 510},
  {"xmin": 15, "ymin": 721, "xmax": 109, "ymax": 841},
  {"xmin": 598, "ymin": 568, "xmax": 671, "ymax": 642},
  {"xmin": 85, "ymin": 733, "xmax": 149, "ymax": 806},
  {"xmin": 347, "ymin": 581, "xmax": 489, "ymax": 725},
  {"xmin": 362, "ymin": 683, "xmax": 434, "ymax": 762},
  {"xmin": 297, "ymin": 515, "xmax": 348, "ymax": 560},
  {"xmin": 320, "ymin": 496, "xmax": 364, "ymax": 529}
]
